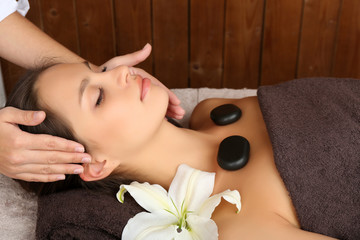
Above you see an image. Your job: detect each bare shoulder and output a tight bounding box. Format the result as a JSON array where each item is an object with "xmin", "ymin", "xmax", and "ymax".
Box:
[
  {"xmin": 190, "ymin": 98, "xmax": 234, "ymax": 130},
  {"xmin": 217, "ymin": 210, "xmax": 336, "ymax": 240},
  {"xmin": 189, "ymin": 97, "xmax": 258, "ymax": 130}
]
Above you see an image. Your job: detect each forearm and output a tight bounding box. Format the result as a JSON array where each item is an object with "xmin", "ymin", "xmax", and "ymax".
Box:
[{"xmin": 0, "ymin": 12, "xmax": 84, "ymax": 68}]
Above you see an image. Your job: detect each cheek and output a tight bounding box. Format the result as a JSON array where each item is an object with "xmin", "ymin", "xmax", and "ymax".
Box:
[
  {"xmin": 104, "ymin": 86, "xmax": 168, "ymax": 150},
  {"xmin": 80, "ymin": 103, "xmax": 142, "ymax": 154},
  {"xmin": 76, "ymin": 86, "xmax": 169, "ymax": 154}
]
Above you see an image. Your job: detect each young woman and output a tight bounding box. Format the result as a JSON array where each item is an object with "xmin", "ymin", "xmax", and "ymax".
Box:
[{"xmin": 6, "ymin": 62, "xmax": 357, "ymax": 239}]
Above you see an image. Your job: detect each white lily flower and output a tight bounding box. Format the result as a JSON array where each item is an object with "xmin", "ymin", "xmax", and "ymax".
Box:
[{"xmin": 116, "ymin": 164, "xmax": 241, "ymax": 240}]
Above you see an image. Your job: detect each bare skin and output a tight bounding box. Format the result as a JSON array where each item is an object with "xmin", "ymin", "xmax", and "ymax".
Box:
[
  {"xmin": 35, "ymin": 63, "xmax": 336, "ymax": 239},
  {"xmin": 189, "ymin": 97, "xmax": 336, "ymax": 240},
  {"xmin": 0, "ymin": 12, "xmax": 184, "ymax": 182}
]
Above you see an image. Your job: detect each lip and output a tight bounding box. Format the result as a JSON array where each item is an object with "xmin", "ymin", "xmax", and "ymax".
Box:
[{"xmin": 140, "ymin": 77, "xmax": 151, "ymax": 101}]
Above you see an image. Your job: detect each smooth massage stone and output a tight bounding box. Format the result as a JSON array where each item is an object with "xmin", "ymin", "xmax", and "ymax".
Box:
[
  {"xmin": 217, "ymin": 135, "xmax": 250, "ymax": 171},
  {"xmin": 210, "ymin": 104, "xmax": 242, "ymax": 126}
]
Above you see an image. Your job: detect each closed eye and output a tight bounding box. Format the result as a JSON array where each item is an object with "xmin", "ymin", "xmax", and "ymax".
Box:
[{"xmin": 96, "ymin": 87, "xmax": 104, "ymax": 106}]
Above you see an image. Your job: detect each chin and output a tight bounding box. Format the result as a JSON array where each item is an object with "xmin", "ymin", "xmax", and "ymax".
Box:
[{"xmin": 147, "ymin": 85, "xmax": 169, "ymax": 117}]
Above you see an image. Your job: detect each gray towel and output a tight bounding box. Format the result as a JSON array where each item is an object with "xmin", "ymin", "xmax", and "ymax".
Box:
[{"xmin": 258, "ymin": 78, "xmax": 360, "ymax": 239}]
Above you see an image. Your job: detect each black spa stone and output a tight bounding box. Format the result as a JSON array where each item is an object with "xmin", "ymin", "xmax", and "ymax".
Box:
[
  {"xmin": 217, "ymin": 135, "xmax": 250, "ymax": 171},
  {"xmin": 210, "ymin": 104, "xmax": 242, "ymax": 126}
]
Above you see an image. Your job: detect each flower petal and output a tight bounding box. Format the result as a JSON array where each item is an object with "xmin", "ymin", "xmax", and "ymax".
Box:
[
  {"xmin": 117, "ymin": 181, "xmax": 172, "ymax": 213},
  {"xmin": 186, "ymin": 215, "xmax": 218, "ymax": 240},
  {"xmin": 168, "ymin": 164, "xmax": 215, "ymax": 212},
  {"xmin": 197, "ymin": 190, "xmax": 241, "ymax": 218},
  {"xmin": 174, "ymin": 228, "xmax": 193, "ymax": 240},
  {"xmin": 122, "ymin": 211, "xmax": 178, "ymax": 240},
  {"xmin": 222, "ymin": 190, "xmax": 241, "ymax": 213}
]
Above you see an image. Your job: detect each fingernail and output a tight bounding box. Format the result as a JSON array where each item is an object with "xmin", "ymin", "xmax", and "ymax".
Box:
[
  {"xmin": 75, "ymin": 146, "xmax": 85, "ymax": 153},
  {"xmin": 33, "ymin": 111, "xmax": 44, "ymax": 121},
  {"xmin": 143, "ymin": 43, "xmax": 150, "ymax": 49},
  {"xmin": 56, "ymin": 175, "xmax": 65, "ymax": 180},
  {"xmin": 81, "ymin": 157, "xmax": 91, "ymax": 163},
  {"xmin": 74, "ymin": 168, "xmax": 83, "ymax": 174}
]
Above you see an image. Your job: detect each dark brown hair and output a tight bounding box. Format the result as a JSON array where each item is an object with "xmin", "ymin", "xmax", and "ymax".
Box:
[{"xmin": 5, "ymin": 64, "xmax": 127, "ymax": 196}]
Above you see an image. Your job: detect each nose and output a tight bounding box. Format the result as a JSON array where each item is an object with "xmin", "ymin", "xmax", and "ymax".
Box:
[{"xmin": 112, "ymin": 65, "xmax": 130, "ymax": 87}]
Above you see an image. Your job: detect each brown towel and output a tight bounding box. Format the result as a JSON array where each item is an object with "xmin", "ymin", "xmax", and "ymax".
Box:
[
  {"xmin": 36, "ymin": 78, "xmax": 359, "ymax": 239},
  {"xmin": 36, "ymin": 188, "xmax": 142, "ymax": 240},
  {"xmin": 258, "ymin": 78, "xmax": 360, "ymax": 239}
]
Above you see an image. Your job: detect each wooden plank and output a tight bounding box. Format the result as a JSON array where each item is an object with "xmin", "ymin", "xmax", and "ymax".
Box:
[
  {"xmin": 40, "ymin": 0, "xmax": 79, "ymax": 54},
  {"xmin": 297, "ymin": 0, "xmax": 341, "ymax": 78},
  {"xmin": 27, "ymin": 0, "xmax": 43, "ymax": 29},
  {"xmin": 261, "ymin": 0, "xmax": 303, "ymax": 85},
  {"xmin": 152, "ymin": 0, "xmax": 188, "ymax": 88},
  {"xmin": 190, "ymin": 0, "xmax": 225, "ymax": 88},
  {"xmin": 114, "ymin": 0, "xmax": 152, "ymax": 74},
  {"xmin": 75, "ymin": 0, "xmax": 115, "ymax": 65},
  {"xmin": 1, "ymin": 0, "xmax": 43, "ymax": 96},
  {"xmin": 0, "ymin": 59, "xmax": 25, "ymax": 96},
  {"xmin": 333, "ymin": 0, "xmax": 360, "ymax": 79},
  {"xmin": 223, "ymin": 0, "xmax": 264, "ymax": 89}
]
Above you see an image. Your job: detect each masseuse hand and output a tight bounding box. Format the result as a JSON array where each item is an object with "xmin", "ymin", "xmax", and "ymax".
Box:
[
  {"xmin": 130, "ymin": 67, "xmax": 185, "ymax": 119},
  {"xmin": 99, "ymin": 44, "xmax": 185, "ymax": 120},
  {"xmin": 0, "ymin": 44, "xmax": 184, "ymax": 182},
  {"xmin": 0, "ymin": 107, "xmax": 90, "ymax": 182}
]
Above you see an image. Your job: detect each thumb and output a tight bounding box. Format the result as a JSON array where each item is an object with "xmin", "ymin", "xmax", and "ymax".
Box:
[
  {"xmin": 127, "ymin": 43, "xmax": 152, "ymax": 66},
  {"xmin": 2, "ymin": 107, "xmax": 45, "ymax": 126},
  {"xmin": 101, "ymin": 43, "xmax": 152, "ymax": 70}
]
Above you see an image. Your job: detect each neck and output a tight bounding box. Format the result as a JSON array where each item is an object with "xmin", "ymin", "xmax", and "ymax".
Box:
[{"xmin": 120, "ymin": 120, "xmax": 219, "ymax": 189}]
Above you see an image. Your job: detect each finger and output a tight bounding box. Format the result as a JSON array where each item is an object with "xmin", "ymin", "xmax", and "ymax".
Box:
[
  {"xmin": 24, "ymin": 133, "xmax": 86, "ymax": 153},
  {"xmin": 166, "ymin": 105, "xmax": 185, "ymax": 119},
  {"xmin": 18, "ymin": 163, "xmax": 84, "ymax": 175},
  {"xmin": 166, "ymin": 112, "xmax": 184, "ymax": 120},
  {"xmin": 134, "ymin": 68, "xmax": 182, "ymax": 106},
  {"xmin": 132, "ymin": 68, "xmax": 184, "ymax": 118},
  {"xmin": 166, "ymin": 89, "xmax": 181, "ymax": 106},
  {"xmin": 1, "ymin": 107, "xmax": 45, "ymax": 126},
  {"xmin": 168, "ymin": 103, "xmax": 185, "ymax": 115},
  {"xmin": 102, "ymin": 43, "xmax": 152, "ymax": 70},
  {"xmin": 131, "ymin": 67, "xmax": 156, "ymax": 82},
  {"xmin": 126, "ymin": 43, "xmax": 152, "ymax": 66},
  {"xmin": 14, "ymin": 173, "xmax": 66, "ymax": 182},
  {"xmin": 166, "ymin": 111, "xmax": 185, "ymax": 120},
  {"xmin": 23, "ymin": 150, "xmax": 91, "ymax": 165}
]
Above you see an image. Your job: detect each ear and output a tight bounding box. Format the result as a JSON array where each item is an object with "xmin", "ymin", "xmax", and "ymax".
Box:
[{"xmin": 79, "ymin": 158, "xmax": 109, "ymax": 182}]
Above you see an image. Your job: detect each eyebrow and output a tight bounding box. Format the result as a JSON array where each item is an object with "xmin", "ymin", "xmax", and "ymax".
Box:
[
  {"xmin": 79, "ymin": 78, "xmax": 90, "ymax": 105},
  {"xmin": 78, "ymin": 61, "xmax": 93, "ymax": 105},
  {"xmin": 83, "ymin": 61, "xmax": 91, "ymax": 70}
]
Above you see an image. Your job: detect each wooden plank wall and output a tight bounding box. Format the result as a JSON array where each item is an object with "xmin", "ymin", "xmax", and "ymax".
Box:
[{"xmin": 1, "ymin": 0, "xmax": 359, "ymax": 96}]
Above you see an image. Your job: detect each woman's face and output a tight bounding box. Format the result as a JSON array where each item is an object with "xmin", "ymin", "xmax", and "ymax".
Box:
[{"xmin": 35, "ymin": 63, "xmax": 169, "ymax": 172}]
